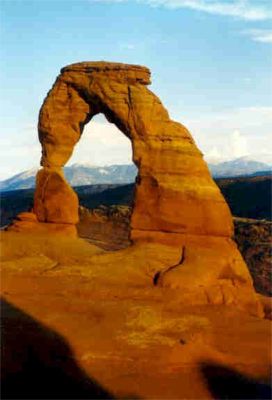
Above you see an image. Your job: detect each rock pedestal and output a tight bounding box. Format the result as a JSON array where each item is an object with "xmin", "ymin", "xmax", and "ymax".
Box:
[{"xmin": 33, "ymin": 168, "xmax": 79, "ymax": 225}]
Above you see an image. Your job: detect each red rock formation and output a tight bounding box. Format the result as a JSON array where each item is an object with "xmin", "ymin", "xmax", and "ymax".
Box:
[
  {"xmin": 9, "ymin": 62, "xmax": 262, "ymax": 315},
  {"xmin": 36, "ymin": 62, "xmax": 233, "ymax": 239},
  {"xmin": 34, "ymin": 168, "xmax": 79, "ymax": 224}
]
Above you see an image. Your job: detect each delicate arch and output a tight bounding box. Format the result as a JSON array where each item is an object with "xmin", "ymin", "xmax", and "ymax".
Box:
[{"xmin": 34, "ymin": 61, "xmax": 233, "ymax": 240}]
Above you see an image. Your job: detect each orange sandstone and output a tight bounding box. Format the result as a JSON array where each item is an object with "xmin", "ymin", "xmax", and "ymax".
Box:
[
  {"xmin": 8, "ymin": 62, "xmax": 262, "ymax": 315},
  {"xmin": 37, "ymin": 62, "xmax": 232, "ymax": 239}
]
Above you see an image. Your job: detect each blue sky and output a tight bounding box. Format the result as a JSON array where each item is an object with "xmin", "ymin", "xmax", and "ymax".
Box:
[{"xmin": 0, "ymin": 0, "xmax": 271, "ymax": 178}]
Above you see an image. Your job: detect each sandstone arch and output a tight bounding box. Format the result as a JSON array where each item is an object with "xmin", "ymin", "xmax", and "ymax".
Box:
[
  {"xmin": 34, "ymin": 62, "xmax": 233, "ymax": 239},
  {"xmin": 11, "ymin": 62, "xmax": 262, "ymax": 315}
]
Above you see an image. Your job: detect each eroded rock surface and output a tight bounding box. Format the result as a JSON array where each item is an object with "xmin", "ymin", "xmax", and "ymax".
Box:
[
  {"xmin": 36, "ymin": 61, "xmax": 232, "ymax": 238},
  {"xmin": 1, "ymin": 232, "xmax": 271, "ymax": 399},
  {"xmin": 9, "ymin": 61, "xmax": 263, "ymax": 315},
  {"xmin": 34, "ymin": 168, "xmax": 79, "ymax": 224}
]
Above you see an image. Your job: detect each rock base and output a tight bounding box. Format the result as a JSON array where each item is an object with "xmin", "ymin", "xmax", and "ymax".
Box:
[{"xmin": 7, "ymin": 212, "xmax": 77, "ymax": 237}]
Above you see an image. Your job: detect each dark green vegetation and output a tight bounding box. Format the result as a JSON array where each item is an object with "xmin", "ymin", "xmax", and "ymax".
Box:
[
  {"xmin": 1, "ymin": 175, "xmax": 271, "ymax": 227},
  {"xmin": 234, "ymin": 218, "xmax": 271, "ymax": 296},
  {"xmin": 217, "ymin": 175, "xmax": 272, "ymax": 220},
  {"xmin": 77, "ymin": 184, "xmax": 135, "ymax": 210},
  {"xmin": 1, "ymin": 188, "xmax": 35, "ymax": 228},
  {"xmin": 0, "ymin": 184, "xmax": 134, "ymax": 227}
]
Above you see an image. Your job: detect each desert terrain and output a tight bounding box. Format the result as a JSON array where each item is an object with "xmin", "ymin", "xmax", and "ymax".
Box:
[
  {"xmin": 1, "ymin": 227, "xmax": 271, "ymax": 399},
  {"xmin": 1, "ymin": 61, "xmax": 271, "ymax": 400}
]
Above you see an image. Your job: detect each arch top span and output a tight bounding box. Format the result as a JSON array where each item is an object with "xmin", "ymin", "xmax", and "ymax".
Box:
[
  {"xmin": 38, "ymin": 61, "xmax": 155, "ymax": 170},
  {"xmin": 60, "ymin": 61, "xmax": 151, "ymax": 85}
]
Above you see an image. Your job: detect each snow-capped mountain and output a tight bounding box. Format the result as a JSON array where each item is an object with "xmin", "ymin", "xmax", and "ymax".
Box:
[
  {"xmin": 0, "ymin": 156, "xmax": 271, "ymax": 192},
  {"xmin": 208, "ymin": 156, "xmax": 271, "ymax": 178},
  {"xmin": 0, "ymin": 164, "xmax": 138, "ymax": 192},
  {"xmin": 0, "ymin": 168, "xmax": 38, "ymax": 192},
  {"xmin": 64, "ymin": 164, "xmax": 137, "ymax": 186}
]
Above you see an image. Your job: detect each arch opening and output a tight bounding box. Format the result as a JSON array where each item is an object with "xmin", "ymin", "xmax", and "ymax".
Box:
[
  {"xmin": 68, "ymin": 114, "xmax": 138, "ymax": 250},
  {"xmin": 69, "ymin": 114, "xmax": 134, "ymax": 169}
]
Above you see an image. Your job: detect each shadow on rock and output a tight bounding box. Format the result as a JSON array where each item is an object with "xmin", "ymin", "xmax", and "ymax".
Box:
[
  {"xmin": 201, "ymin": 362, "xmax": 271, "ymax": 400},
  {"xmin": 1, "ymin": 297, "xmax": 114, "ymax": 399}
]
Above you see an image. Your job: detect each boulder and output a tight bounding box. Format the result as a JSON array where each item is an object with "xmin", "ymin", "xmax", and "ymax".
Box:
[{"xmin": 34, "ymin": 168, "xmax": 78, "ymax": 224}]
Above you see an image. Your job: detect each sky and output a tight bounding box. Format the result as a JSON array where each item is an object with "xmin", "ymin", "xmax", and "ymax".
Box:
[{"xmin": 0, "ymin": 0, "xmax": 271, "ymax": 179}]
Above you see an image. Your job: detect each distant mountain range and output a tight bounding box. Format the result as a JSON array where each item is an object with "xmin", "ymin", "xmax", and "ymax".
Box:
[
  {"xmin": 0, "ymin": 164, "xmax": 138, "ymax": 192},
  {"xmin": 208, "ymin": 156, "xmax": 271, "ymax": 178},
  {"xmin": 0, "ymin": 156, "xmax": 271, "ymax": 192}
]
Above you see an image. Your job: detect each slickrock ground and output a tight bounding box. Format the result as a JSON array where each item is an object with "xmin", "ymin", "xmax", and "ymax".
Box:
[
  {"xmin": 1, "ymin": 231, "xmax": 271, "ymax": 399},
  {"xmin": 77, "ymin": 205, "xmax": 272, "ymax": 297}
]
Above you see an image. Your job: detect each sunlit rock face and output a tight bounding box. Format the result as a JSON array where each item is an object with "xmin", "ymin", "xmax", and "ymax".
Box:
[
  {"xmin": 9, "ymin": 61, "xmax": 262, "ymax": 315},
  {"xmin": 35, "ymin": 61, "xmax": 233, "ymax": 237}
]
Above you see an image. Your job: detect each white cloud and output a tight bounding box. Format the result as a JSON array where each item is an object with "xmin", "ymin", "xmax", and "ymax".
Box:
[
  {"xmin": 1, "ymin": 108, "xmax": 271, "ymax": 179},
  {"xmin": 68, "ymin": 116, "xmax": 133, "ymax": 166},
  {"xmin": 93, "ymin": 0, "xmax": 272, "ymax": 21},
  {"xmin": 0, "ymin": 116, "xmax": 133, "ymax": 180},
  {"xmin": 205, "ymin": 146, "xmax": 222, "ymax": 163},
  {"xmin": 150, "ymin": 0, "xmax": 272, "ymax": 20},
  {"xmin": 0, "ymin": 126, "xmax": 40, "ymax": 180},
  {"xmin": 204, "ymin": 130, "xmax": 249, "ymax": 163},
  {"xmin": 182, "ymin": 106, "xmax": 272, "ymax": 162},
  {"xmin": 242, "ymin": 29, "xmax": 272, "ymax": 43},
  {"xmin": 240, "ymin": 106, "xmax": 272, "ymax": 115},
  {"xmin": 230, "ymin": 129, "xmax": 249, "ymax": 157}
]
